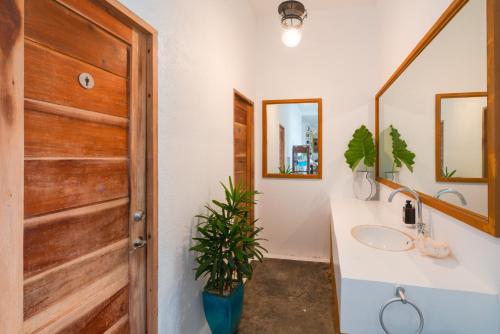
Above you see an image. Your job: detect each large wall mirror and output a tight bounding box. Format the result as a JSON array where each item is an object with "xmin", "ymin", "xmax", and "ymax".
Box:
[
  {"xmin": 376, "ymin": 0, "xmax": 500, "ymax": 236},
  {"xmin": 263, "ymin": 99, "xmax": 322, "ymax": 179}
]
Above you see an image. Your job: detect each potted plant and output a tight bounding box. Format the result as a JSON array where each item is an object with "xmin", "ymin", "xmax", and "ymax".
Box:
[
  {"xmin": 278, "ymin": 164, "xmax": 293, "ymax": 174},
  {"xmin": 344, "ymin": 125, "xmax": 376, "ymax": 200},
  {"xmin": 191, "ymin": 177, "xmax": 267, "ymax": 334},
  {"xmin": 385, "ymin": 125, "xmax": 416, "ymax": 181}
]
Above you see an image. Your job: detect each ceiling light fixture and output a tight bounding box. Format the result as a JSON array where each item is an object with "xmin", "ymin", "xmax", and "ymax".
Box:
[{"xmin": 278, "ymin": 1, "xmax": 307, "ymax": 48}]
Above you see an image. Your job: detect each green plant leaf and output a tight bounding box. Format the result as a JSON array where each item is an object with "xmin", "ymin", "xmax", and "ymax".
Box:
[
  {"xmin": 442, "ymin": 166, "xmax": 457, "ymax": 178},
  {"xmin": 389, "ymin": 125, "xmax": 416, "ymax": 172},
  {"xmin": 278, "ymin": 165, "xmax": 293, "ymax": 174},
  {"xmin": 344, "ymin": 125, "xmax": 376, "ymax": 171},
  {"xmin": 190, "ymin": 176, "xmax": 267, "ymax": 295}
]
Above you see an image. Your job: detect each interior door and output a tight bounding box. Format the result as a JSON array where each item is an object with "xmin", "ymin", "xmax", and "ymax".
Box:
[
  {"xmin": 279, "ymin": 125, "xmax": 285, "ymax": 170},
  {"xmin": 233, "ymin": 91, "xmax": 255, "ymax": 219},
  {"xmin": 23, "ymin": 0, "xmax": 147, "ymax": 332}
]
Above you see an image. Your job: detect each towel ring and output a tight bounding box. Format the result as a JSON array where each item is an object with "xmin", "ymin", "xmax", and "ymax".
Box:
[{"xmin": 379, "ymin": 287, "xmax": 424, "ymax": 334}]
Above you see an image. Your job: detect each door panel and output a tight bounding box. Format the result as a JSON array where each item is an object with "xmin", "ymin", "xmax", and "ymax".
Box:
[
  {"xmin": 234, "ymin": 104, "xmax": 247, "ymax": 125},
  {"xmin": 24, "ymin": 200, "xmax": 129, "ymax": 278},
  {"xmin": 25, "ymin": 108, "xmax": 128, "ymax": 157},
  {"xmin": 24, "ymin": 242, "xmax": 128, "ymax": 319},
  {"xmin": 57, "ymin": 0, "xmax": 133, "ymax": 44},
  {"xmin": 54, "ymin": 287, "xmax": 129, "ymax": 334},
  {"xmin": 23, "ymin": 1, "xmax": 147, "ymax": 332},
  {"xmin": 25, "ymin": 40, "xmax": 128, "ymax": 117},
  {"xmin": 24, "ymin": 159, "xmax": 129, "ymax": 217},
  {"xmin": 23, "ymin": 265, "xmax": 129, "ymax": 334},
  {"xmin": 26, "ymin": 0, "xmax": 129, "ymax": 77},
  {"xmin": 234, "ymin": 123, "xmax": 248, "ymax": 161}
]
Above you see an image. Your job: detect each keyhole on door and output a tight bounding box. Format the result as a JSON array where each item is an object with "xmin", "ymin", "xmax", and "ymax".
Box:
[{"xmin": 78, "ymin": 73, "xmax": 94, "ymax": 89}]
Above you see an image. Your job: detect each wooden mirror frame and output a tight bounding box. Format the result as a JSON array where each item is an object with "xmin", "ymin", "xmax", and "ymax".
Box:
[
  {"xmin": 435, "ymin": 92, "xmax": 488, "ymax": 183},
  {"xmin": 262, "ymin": 98, "xmax": 323, "ymax": 179},
  {"xmin": 375, "ymin": 0, "xmax": 500, "ymax": 237}
]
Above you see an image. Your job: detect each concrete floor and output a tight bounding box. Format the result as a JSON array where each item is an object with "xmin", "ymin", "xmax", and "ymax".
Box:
[{"xmin": 237, "ymin": 259, "xmax": 335, "ymax": 334}]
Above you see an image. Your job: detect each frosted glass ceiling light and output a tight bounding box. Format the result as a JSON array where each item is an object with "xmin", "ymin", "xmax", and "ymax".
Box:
[{"xmin": 278, "ymin": 1, "xmax": 307, "ymax": 48}]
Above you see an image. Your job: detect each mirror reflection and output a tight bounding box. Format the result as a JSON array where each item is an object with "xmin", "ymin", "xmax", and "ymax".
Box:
[
  {"xmin": 378, "ymin": 0, "xmax": 487, "ymax": 217},
  {"xmin": 437, "ymin": 93, "xmax": 487, "ymax": 182},
  {"xmin": 264, "ymin": 99, "xmax": 322, "ymax": 178}
]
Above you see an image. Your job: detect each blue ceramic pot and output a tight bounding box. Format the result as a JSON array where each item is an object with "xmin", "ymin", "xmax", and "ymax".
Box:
[{"xmin": 202, "ymin": 283, "xmax": 244, "ymax": 334}]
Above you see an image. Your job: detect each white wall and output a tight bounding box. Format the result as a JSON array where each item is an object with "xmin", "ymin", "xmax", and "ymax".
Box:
[
  {"xmin": 254, "ymin": 0, "xmax": 379, "ymax": 261},
  {"xmin": 117, "ymin": 1, "xmax": 256, "ymax": 333}
]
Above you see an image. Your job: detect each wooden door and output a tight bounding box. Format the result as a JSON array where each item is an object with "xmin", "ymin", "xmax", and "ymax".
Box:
[
  {"xmin": 233, "ymin": 91, "xmax": 255, "ymax": 218},
  {"xmin": 279, "ymin": 125, "xmax": 285, "ymax": 170},
  {"xmin": 23, "ymin": 0, "xmax": 147, "ymax": 332}
]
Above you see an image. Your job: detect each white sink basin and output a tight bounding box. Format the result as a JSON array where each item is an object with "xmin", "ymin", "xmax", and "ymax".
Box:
[{"xmin": 351, "ymin": 225, "xmax": 414, "ymax": 251}]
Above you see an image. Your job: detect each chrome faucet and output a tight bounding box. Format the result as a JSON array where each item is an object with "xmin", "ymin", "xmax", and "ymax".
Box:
[
  {"xmin": 435, "ymin": 188, "xmax": 467, "ymax": 206},
  {"xmin": 388, "ymin": 187, "xmax": 426, "ymax": 236}
]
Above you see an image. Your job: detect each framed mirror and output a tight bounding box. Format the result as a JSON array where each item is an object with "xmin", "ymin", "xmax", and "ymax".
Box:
[
  {"xmin": 375, "ymin": 0, "xmax": 500, "ymax": 236},
  {"xmin": 262, "ymin": 98, "xmax": 322, "ymax": 179},
  {"xmin": 436, "ymin": 92, "xmax": 488, "ymax": 183}
]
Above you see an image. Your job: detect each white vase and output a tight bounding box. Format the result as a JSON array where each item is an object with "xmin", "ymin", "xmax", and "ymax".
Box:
[
  {"xmin": 353, "ymin": 170, "xmax": 376, "ymax": 201},
  {"xmin": 384, "ymin": 170, "xmax": 400, "ymax": 182}
]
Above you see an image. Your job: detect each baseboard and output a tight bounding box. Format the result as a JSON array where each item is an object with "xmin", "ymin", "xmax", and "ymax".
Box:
[{"xmin": 264, "ymin": 253, "xmax": 330, "ymax": 263}]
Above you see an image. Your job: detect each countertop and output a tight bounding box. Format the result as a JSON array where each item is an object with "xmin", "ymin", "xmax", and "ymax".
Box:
[{"xmin": 330, "ymin": 197, "xmax": 497, "ymax": 295}]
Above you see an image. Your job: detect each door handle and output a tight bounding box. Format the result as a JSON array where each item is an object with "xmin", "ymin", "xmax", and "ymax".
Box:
[
  {"xmin": 133, "ymin": 210, "xmax": 145, "ymax": 221},
  {"xmin": 131, "ymin": 237, "xmax": 147, "ymax": 251}
]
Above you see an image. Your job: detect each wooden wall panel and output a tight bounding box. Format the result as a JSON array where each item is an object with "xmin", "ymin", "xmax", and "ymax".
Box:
[
  {"xmin": 54, "ymin": 287, "xmax": 128, "ymax": 334},
  {"xmin": 24, "ymin": 159, "xmax": 129, "ymax": 217},
  {"xmin": 24, "ymin": 241, "xmax": 127, "ymax": 319},
  {"xmin": 25, "ymin": 109, "xmax": 128, "ymax": 157},
  {"xmin": 26, "ymin": 0, "xmax": 129, "ymax": 77},
  {"xmin": 24, "ymin": 200, "xmax": 129, "ymax": 278},
  {"xmin": 25, "ymin": 40, "xmax": 128, "ymax": 118}
]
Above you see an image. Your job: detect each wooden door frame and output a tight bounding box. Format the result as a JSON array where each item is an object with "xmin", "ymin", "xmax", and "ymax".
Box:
[{"xmin": 0, "ymin": 1, "xmax": 159, "ymax": 333}]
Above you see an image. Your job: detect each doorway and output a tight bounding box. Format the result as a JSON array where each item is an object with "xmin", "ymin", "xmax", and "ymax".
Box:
[
  {"xmin": 0, "ymin": 0, "xmax": 158, "ymax": 333},
  {"xmin": 233, "ymin": 90, "xmax": 255, "ymax": 219},
  {"xmin": 279, "ymin": 125, "xmax": 285, "ymax": 171}
]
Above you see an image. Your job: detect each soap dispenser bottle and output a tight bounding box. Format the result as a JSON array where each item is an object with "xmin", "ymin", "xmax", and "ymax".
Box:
[{"xmin": 403, "ymin": 200, "xmax": 416, "ymax": 226}]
